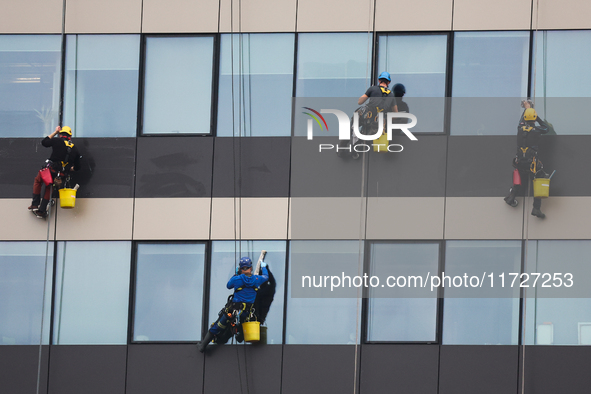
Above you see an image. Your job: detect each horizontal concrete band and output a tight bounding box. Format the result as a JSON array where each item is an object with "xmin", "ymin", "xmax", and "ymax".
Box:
[
  {"xmin": 2, "ymin": 197, "xmax": 589, "ymax": 241},
  {"xmin": 2, "ymin": 0, "xmax": 590, "ymax": 34}
]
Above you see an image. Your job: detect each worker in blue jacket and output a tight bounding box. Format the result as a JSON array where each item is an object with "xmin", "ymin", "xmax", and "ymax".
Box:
[{"xmin": 199, "ymin": 257, "xmax": 268, "ymax": 352}]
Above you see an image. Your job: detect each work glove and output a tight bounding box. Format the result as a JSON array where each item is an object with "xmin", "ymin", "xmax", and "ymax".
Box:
[{"xmin": 261, "ymin": 262, "xmax": 267, "ymax": 268}]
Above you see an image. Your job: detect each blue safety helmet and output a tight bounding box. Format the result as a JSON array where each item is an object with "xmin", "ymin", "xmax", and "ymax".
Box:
[
  {"xmin": 378, "ymin": 71, "xmax": 391, "ymax": 82},
  {"xmin": 239, "ymin": 257, "xmax": 252, "ymax": 270}
]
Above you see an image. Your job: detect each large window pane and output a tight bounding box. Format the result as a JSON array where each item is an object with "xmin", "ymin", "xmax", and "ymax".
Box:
[
  {"xmin": 442, "ymin": 241, "xmax": 521, "ymax": 345},
  {"xmin": 525, "ymin": 241, "xmax": 591, "ymax": 345},
  {"xmin": 286, "ymin": 241, "xmax": 362, "ymax": 344},
  {"xmin": 451, "ymin": 31, "xmax": 530, "ymax": 135},
  {"xmin": 0, "ymin": 35, "xmax": 61, "ymax": 137},
  {"xmin": 296, "ymin": 33, "xmax": 372, "ymax": 97},
  {"xmin": 143, "ymin": 36, "xmax": 214, "ymax": 134},
  {"xmin": 367, "ymin": 242, "xmax": 439, "ymax": 342},
  {"xmin": 53, "ymin": 242, "xmax": 131, "ymax": 344},
  {"xmin": 209, "ymin": 241, "xmax": 286, "ymax": 344},
  {"xmin": 63, "ymin": 35, "xmax": 140, "ymax": 137},
  {"xmin": 217, "ymin": 34, "xmax": 294, "ymax": 136},
  {"xmin": 531, "ymin": 31, "xmax": 591, "ymax": 135},
  {"xmin": 133, "ymin": 243, "xmax": 206, "ymax": 342},
  {"xmin": 0, "ymin": 242, "xmax": 52, "ymax": 345},
  {"xmin": 378, "ymin": 34, "xmax": 448, "ymax": 133}
]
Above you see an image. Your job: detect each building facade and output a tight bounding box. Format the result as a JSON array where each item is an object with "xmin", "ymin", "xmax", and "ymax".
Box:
[{"xmin": 1, "ymin": 0, "xmax": 591, "ymax": 393}]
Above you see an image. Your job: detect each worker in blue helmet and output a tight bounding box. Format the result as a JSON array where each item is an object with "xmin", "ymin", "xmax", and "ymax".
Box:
[
  {"xmin": 358, "ymin": 71, "xmax": 394, "ymax": 106},
  {"xmin": 199, "ymin": 256, "xmax": 269, "ymax": 352}
]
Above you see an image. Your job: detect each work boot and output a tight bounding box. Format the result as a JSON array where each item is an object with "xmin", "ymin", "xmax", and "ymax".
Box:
[
  {"xmin": 34, "ymin": 210, "xmax": 47, "ymax": 219},
  {"xmin": 504, "ymin": 195, "xmax": 518, "ymax": 207},
  {"xmin": 27, "ymin": 205, "xmax": 38, "ymax": 211},
  {"xmin": 531, "ymin": 208, "xmax": 546, "ymax": 219},
  {"xmin": 198, "ymin": 331, "xmax": 215, "ymax": 353}
]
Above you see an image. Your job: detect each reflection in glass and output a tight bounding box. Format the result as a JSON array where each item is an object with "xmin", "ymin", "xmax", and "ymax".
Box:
[
  {"xmin": 134, "ymin": 243, "xmax": 206, "ymax": 342},
  {"xmin": 63, "ymin": 35, "xmax": 140, "ymax": 137},
  {"xmin": 217, "ymin": 34, "xmax": 294, "ymax": 136},
  {"xmin": 525, "ymin": 240, "xmax": 591, "ymax": 345},
  {"xmin": 53, "ymin": 241, "xmax": 131, "ymax": 344},
  {"xmin": 0, "ymin": 242, "xmax": 52, "ymax": 345},
  {"xmin": 209, "ymin": 241, "xmax": 286, "ymax": 344},
  {"xmin": 286, "ymin": 241, "xmax": 362, "ymax": 344},
  {"xmin": 442, "ymin": 241, "xmax": 521, "ymax": 345},
  {"xmin": 143, "ymin": 36, "xmax": 214, "ymax": 134},
  {"xmin": 367, "ymin": 243, "xmax": 439, "ymax": 342},
  {"xmin": 0, "ymin": 35, "xmax": 62, "ymax": 137},
  {"xmin": 296, "ymin": 33, "xmax": 372, "ymax": 98}
]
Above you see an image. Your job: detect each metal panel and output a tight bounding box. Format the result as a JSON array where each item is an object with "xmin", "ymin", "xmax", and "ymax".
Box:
[
  {"xmin": 0, "ymin": 345, "xmax": 48, "ymax": 394},
  {"xmin": 48, "ymin": 345, "xmax": 126, "ymax": 394},
  {"xmin": 281, "ymin": 345, "xmax": 357, "ymax": 394},
  {"xmin": 126, "ymin": 344, "xmax": 205, "ymax": 394},
  {"xmin": 203, "ymin": 344, "xmax": 282, "ymax": 394},
  {"xmin": 438, "ymin": 345, "xmax": 518, "ymax": 394},
  {"xmin": 524, "ymin": 346, "xmax": 591, "ymax": 394},
  {"xmin": 360, "ymin": 344, "xmax": 439, "ymax": 394},
  {"xmin": 212, "ymin": 137, "xmax": 291, "ymax": 198},
  {"xmin": 135, "ymin": 136, "xmax": 213, "ymax": 198}
]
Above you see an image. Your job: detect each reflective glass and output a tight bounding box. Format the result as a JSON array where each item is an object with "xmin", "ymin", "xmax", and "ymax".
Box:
[
  {"xmin": 524, "ymin": 241, "xmax": 591, "ymax": 345},
  {"xmin": 134, "ymin": 243, "xmax": 206, "ymax": 342},
  {"xmin": 286, "ymin": 241, "xmax": 362, "ymax": 344},
  {"xmin": 53, "ymin": 242, "xmax": 131, "ymax": 344},
  {"xmin": 0, "ymin": 242, "xmax": 52, "ymax": 345},
  {"xmin": 442, "ymin": 241, "xmax": 521, "ymax": 345},
  {"xmin": 531, "ymin": 31, "xmax": 591, "ymax": 135},
  {"xmin": 0, "ymin": 35, "xmax": 62, "ymax": 137},
  {"xmin": 367, "ymin": 243, "xmax": 439, "ymax": 342},
  {"xmin": 296, "ymin": 33, "xmax": 373, "ymax": 97},
  {"xmin": 217, "ymin": 34, "xmax": 294, "ymax": 136},
  {"xmin": 450, "ymin": 32, "xmax": 530, "ymax": 135},
  {"xmin": 143, "ymin": 36, "xmax": 214, "ymax": 134},
  {"xmin": 63, "ymin": 35, "xmax": 140, "ymax": 137},
  {"xmin": 378, "ymin": 34, "xmax": 448, "ymax": 133},
  {"xmin": 209, "ymin": 241, "xmax": 286, "ymax": 344}
]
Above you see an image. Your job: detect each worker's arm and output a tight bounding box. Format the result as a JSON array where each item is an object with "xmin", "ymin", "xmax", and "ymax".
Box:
[
  {"xmin": 358, "ymin": 94, "xmax": 369, "ymax": 105},
  {"xmin": 42, "ymin": 126, "xmax": 60, "ymax": 147},
  {"xmin": 536, "ymin": 118, "xmax": 549, "ymax": 134},
  {"xmin": 227, "ymin": 275, "xmax": 244, "ymax": 289}
]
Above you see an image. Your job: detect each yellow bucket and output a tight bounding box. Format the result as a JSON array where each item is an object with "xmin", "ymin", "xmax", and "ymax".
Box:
[
  {"xmin": 242, "ymin": 321, "xmax": 260, "ymax": 342},
  {"xmin": 373, "ymin": 132, "xmax": 388, "ymax": 152},
  {"xmin": 533, "ymin": 178, "xmax": 550, "ymax": 198},
  {"xmin": 59, "ymin": 188, "xmax": 77, "ymax": 208}
]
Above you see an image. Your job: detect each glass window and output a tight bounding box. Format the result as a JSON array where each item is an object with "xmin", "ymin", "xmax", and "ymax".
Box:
[
  {"xmin": 0, "ymin": 35, "xmax": 62, "ymax": 138},
  {"xmin": 0, "ymin": 242, "xmax": 53, "ymax": 345},
  {"xmin": 296, "ymin": 33, "xmax": 373, "ymax": 98},
  {"xmin": 367, "ymin": 242, "xmax": 439, "ymax": 342},
  {"xmin": 217, "ymin": 34, "xmax": 295, "ymax": 136},
  {"xmin": 63, "ymin": 35, "xmax": 140, "ymax": 137},
  {"xmin": 53, "ymin": 241, "xmax": 131, "ymax": 344},
  {"xmin": 451, "ymin": 31, "xmax": 530, "ymax": 135},
  {"xmin": 531, "ymin": 30, "xmax": 591, "ymax": 135},
  {"xmin": 143, "ymin": 36, "xmax": 214, "ymax": 135},
  {"xmin": 378, "ymin": 34, "xmax": 448, "ymax": 133},
  {"xmin": 286, "ymin": 241, "xmax": 362, "ymax": 344},
  {"xmin": 133, "ymin": 243, "xmax": 206, "ymax": 342},
  {"xmin": 525, "ymin": 241, "xmax": 591, "ymax": 345},
  {"xmin": 442, "ymin": 241, "xmax": 521, "ymax": 345},
  {"xmin": 208, "ymin": 241, "xmax": 286, "ymax": 344}
]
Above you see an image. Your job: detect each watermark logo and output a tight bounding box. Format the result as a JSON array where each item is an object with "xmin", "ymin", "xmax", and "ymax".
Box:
[{"xmin": 302, "ymin": 107, "xmax": 418, "ymax": 153}]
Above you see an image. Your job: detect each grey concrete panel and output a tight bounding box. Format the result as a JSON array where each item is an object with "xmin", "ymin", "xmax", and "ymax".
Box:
[
  {"xmin": 212, "ymin": 137, "xmax": 291, "ymax": 197},
  {"xmin": 291, "ymin": 137, "xmax": 367, "ymax": 198},
  {"xmin": 524, "ymin": 346, "xmax": 591, "ymax": 394},
  {"xmin": 48, "ymin": 345, "xmax": 126, "ymax": 394},
  {"xmin": 439, "ymin": 345, "xmax": 518, "ymax": 394},
  {"xmin": 360, "ymin": 344, "xmax": 439, "ymax": 394},
  {"xmin": 136, "ymin": 136, "xmax": 213, "ymax": 198},
  {"xmin": 203, "ymin": 344, "xmax": 282, "ymax": 394},
  {"xmin": 446, "ymin": 136, "xmax": 522, "ymax": 197},
  {"xmin": 0, "ymin": 345, "xmax": 48, "ymax": 394},
  {"xmin": 366, "ymin": 135, "xmax": 447, "ymax": 197},
  {"xmin": 281, "ymin": 345, "xmax": 357, "ymax": 394},
  {"xmin": 126, "ymin": 344, "xmax": 205, "ymax": 394}
]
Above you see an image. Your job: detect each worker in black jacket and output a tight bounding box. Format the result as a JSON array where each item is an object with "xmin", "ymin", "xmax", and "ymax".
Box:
[
  {"xmin": 504, "ymin": 108, "xmax": 549, "ymax": 218},
  {"xmin": 29, "ymin": 126, "xmax": 81, "ymax": 218}
]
